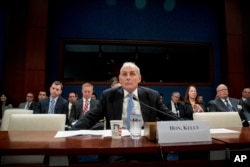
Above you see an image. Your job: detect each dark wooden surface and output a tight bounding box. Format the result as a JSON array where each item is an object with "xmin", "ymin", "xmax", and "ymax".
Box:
[
  {"xmin": 212, "ymin": 127, "xmax": 250, "ymax": 149},
  {"xmin": 0, "ymin": 131, "xmax": 159, "ymax": 156},
  {"xmin": 3, "ymin": 129, "xmax": 250, "ymax": 167}
]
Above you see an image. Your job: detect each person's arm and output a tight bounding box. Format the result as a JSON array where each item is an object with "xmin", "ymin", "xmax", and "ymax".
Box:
[{"xmin": 71, "ymin": 100, "xmax": 104, "ymax": 130}]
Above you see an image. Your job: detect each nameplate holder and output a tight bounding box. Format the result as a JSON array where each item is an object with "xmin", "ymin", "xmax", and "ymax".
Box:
[{"xmin": 157, "ymin": 120, "xmax": 211, "ymax": 144}]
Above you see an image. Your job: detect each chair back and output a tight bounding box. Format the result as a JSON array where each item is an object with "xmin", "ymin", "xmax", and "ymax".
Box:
[
  {"xmin": 8, "ymin": 114, "xmax": 66, "ymax": 131},
  {"xmin": 1, "ymin": 108, "xmax": 33, "ymax": 131},
  {"xmin": 193, "ymin": 112, "xmax": 242, "ymax": 128},
  {"xmin": 1, "ymin": 114, "xmax": 67, "ymax": 166}
]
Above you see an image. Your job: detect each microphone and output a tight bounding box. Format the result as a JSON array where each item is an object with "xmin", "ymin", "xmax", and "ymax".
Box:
[{"xmin": 132, "ymin": 96, "xmax": 180, "ymax": 121}]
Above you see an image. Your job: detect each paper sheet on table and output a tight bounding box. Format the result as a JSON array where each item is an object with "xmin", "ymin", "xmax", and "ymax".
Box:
[
  {"xmin": 210, "ymin": 128, "xmax": 240, "ymax": 134},
  {"xmin": 54, "ymin": 129, "xmax": 132, "ymax": 138},
  {"xmin": 55, "ymin": 130, "xmax": 105, "ymax": 138}
]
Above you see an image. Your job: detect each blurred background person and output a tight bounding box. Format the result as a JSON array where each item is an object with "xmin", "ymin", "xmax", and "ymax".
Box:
[
  {"xmin": 207, "ymin": 84, "xmax": 249, "ymax": 126},
  {"xmin": 239, "ymin": 87, "xmax": 250, "ymax": 122},
  {"xmin": 38, "ymin": 91, "xmax": 47, "ymax": 101},
  {"xmin": 18, "ymin": 92, "xmax": 35, "ymax": 110},
  {"xmin": 69, "ymin": 83, "xmax": 102, "ymax": 129},
  {"xmin": 35, "ymin": 81, "xmax": 68, "ymax": 124},
  {"xmin": 91, "ymin": 92, "xmax": 97, "ymax": 100},
  {"xmin": 67, "ymin": 91, "xmax": 78, "ymax": 124},
  {"xmin": 183, "ymin": 85, "xmax": 206, "ymax": 120},
  {"xmin": 111, "ymin": 80, "xmax": 121, "ymax": 88},
  {"xmin": 0, "ymin": 93, "xmax": 13, "ymax": 121},
  {"xmin": 166, "ymin": 91, "xmax": 185, "ymax": 118}
]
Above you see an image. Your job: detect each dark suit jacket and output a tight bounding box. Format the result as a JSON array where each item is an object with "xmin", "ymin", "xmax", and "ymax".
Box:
[
  {"xmin": 72, "ymin": 86, "xmax": 179, "ymax": 130},
  {"xmin": 207, "ymin": 97, "xmax": 249, "ymax": 126},
  {"xmin": 207, "ymin": 97, "xmax": 240, "ymax": 112},
  {"xmin": 166, "ymin": 101, "xmax": 185, "ymax": 119},
  {"xmin": 69, "ymin": 98, "xmax": 98, "ymax": 125},
  {"xmin": 34, "ymin": 96, "xmax": 68, "ymax": 123},
  {"xmin": 240, "ymin": 98, "xmax": 250, "ymax": 121},
  {"xmin": 183, "ymin": 103, "xmax": 207, "ymax": 120},
  {"xmin": 18, "ymin": 102, "xmax": 35, "ymax": 110}
]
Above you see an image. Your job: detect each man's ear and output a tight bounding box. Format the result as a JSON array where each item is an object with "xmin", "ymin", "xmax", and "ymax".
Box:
[{"xmin": 138, "ymin": 74, "xmax": 142, "ymax": 83}]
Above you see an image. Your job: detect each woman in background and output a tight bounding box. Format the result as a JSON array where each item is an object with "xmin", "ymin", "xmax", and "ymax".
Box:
[
  {"xmin": 183, "ymin": 85, "xmax": 207, "ymax": 120},
  {"xmin": 0, "ymin": 93, "xmax": 13, "ymax": 120}
]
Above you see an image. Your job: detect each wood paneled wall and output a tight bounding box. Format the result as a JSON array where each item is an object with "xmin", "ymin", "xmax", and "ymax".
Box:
[
  {"xmin": 2, "ymin": 0, "xmax": 249, "ymax": 106},
  {"xmin": 224, "ymin": 0, "xmax": 249, "ymax": 98},
  {"xmin": 3, "ymin": 0, "xmax": 48, "ymax": 106}
]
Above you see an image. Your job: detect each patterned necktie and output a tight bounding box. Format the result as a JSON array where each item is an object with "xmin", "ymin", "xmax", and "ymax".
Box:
[
  {"xmin": 127, "ymin": 93, "xmax": 134, "ymax": 130},
  {"xmin": 83, "ymin": 99, "xmax": 89, "ymax": 115},
  {"xmin": 225, "ymin": 99, "xmax": 234, "ymax": 111},
  {"xmin": 49, "ymin": 99, "xmax": 55, "ymax": 114},
  {"xmin": 25, "ymin": 102, "xmax": 30, "ymax": 109}
]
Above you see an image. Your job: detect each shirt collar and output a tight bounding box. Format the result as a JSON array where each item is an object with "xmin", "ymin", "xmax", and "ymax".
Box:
[
  {"xmin": 124, "ymin": 89, "xmax": 138, "ymax": 98},
  {"xmin": 50, "ymin": 97, "xmax": 58, "ymax": 102}
]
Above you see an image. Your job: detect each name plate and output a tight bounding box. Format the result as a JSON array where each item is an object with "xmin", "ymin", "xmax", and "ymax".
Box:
[{"xmin": 156, "ymin": 120, "xmax": 211, "ymax": 144}]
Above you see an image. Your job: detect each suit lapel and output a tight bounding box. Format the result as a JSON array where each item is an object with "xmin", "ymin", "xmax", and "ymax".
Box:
[
  {"xmin": 45, "ymin": 98, "xmax": 50, "ymax": 113},
  {"xmin": 218, "ymin": 98, "xmax": 231, "ymax": 111},
  {"xmin": 54, "ymin": 97, "xmax": 60, "ymax": 113},
  {"xmin": 90, "ymin": 99, "xmax": 96, "ymax": 110},
  {"xmin": 112, "ymin": 88, "xmax": 123, "ymax": 119},
  {"xmin": 137, "ymin": 88, "xmax": 150, "ymax": 121}
]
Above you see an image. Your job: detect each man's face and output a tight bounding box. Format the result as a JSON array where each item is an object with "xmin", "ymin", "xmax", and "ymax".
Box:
[
  {"xmin": 82, "ymin": 86, "xmax": 93, "ymax": 99},
  {"xmin": 119, "ymin": 65, "xmax": 141, "ymax": 93},
  {"xmin": 68, "ymin": 93, "xmax": 77, "ymax": 103},
  {"xmin": 216, "ymin": 85, "xmax": 229, "ymax": 99},
  {"xmin": 38, "ymin": 91, "xmax": 47, "ymax": 100},
  {"xmin": 26, "ymin": 93, "xmax": 34, "ymax": 102},
  {"xmin": 50, "ymin": 84, "xmax": 62, "ymax": 98},
  {"xmin": 171, "ymin": 93, "xmax": 180, "ymax": 103},
  {"xmin": 242, "ymin": 88, "xmax": 250, "ymax": 99}
]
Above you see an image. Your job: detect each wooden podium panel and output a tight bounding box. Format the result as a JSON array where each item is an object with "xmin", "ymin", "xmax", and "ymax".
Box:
[{"xmin": 0, "ymin": 130, "xmax": 232, "ymax": 167}]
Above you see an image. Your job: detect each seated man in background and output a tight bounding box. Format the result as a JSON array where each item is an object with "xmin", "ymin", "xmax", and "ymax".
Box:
[
  {"xmin": 34, "ymin": 81, "xmax": 68, "ymax": 124},
  {"xmin": 69, "ymin": 82, "xmax": 102, "ymax": 129},
  {"xmin": 240, "ymin": 87, "xmax": 250, "ymax": 122},
  {"xmin": 18, "ymin": 92, "xmax": 35, "ymax": 110},
  {"xmin": 207, "ymin": 84, "xmax": 249, "ymax": 127},
  {"xmin": 166, "ymin": 91, "xmax": 185, "ymax": 119}
]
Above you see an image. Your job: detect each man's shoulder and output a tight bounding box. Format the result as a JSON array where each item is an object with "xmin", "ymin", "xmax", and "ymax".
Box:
[
  {"xmin": 229, "ymin": 97, "xmax": 239, "ymax": 102},
  {"xmin": 58, "ymin": 96, "xmax": 68, "ymax": 103},
  {"xmin": 19, "ymin": 102, "xmax": 25, "ymax": 105},
  {"xmin": 138, "ymin": 86, "xmax": 159, "ymax": 95}
]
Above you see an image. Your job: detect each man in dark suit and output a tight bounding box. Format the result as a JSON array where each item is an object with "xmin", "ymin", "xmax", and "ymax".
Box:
[
  {"xmin": 71, "ymin": 62, "xmax": 179, "ymax": 163},
  {"xmin": 166, "ymin": 91, "xmax": 185, "ymax": 119},
  {"xmin": 72, "ymin": 62, "xmax": 179, "ymax": 130},
  {"xmin": 18, "ymin": 92, "xmax": 35, "ymax": 110},
  {"xmin": 239, "ymin": 88, "xmax": 250, "ymax": 121},
  {"xmin": 208, "ymin": 84, "xmax": 241, "ymax": 112},
  {"xmin": 69, "ymin": 83, "xmax": 102, "ymax": 129},
  {"xmin": 207, "ymin": 84, "xmax": 249, "ymax": 126},
  {"xmin": 34, "ymin": 81, "xmax": 68, "ymax": 124}
]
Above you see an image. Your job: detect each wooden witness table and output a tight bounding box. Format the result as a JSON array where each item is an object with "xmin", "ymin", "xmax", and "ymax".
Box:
[
  {"xmin": 211, "ymin": 127, "xmax": 250, "ymax": 166},
  {"xmin": 0, "ymin": 131, "xmax": 162, "ymax": 167},
  {"xmin": 0, "ymin": 130, "xmax": 229, "ymax": 167},
  {"xmin": 212, "ymin": 127, "xmax": 250, "ymax": 149}
]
